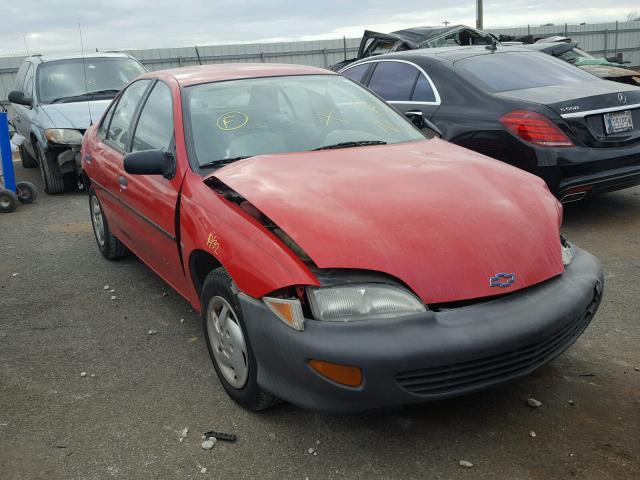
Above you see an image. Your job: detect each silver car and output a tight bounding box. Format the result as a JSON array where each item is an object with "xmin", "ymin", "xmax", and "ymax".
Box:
[{"xmin": 8, "ymin": 52, "xmax": 146, "ymax": 194}]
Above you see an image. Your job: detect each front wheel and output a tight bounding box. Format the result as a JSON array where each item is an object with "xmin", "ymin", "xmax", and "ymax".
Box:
[
  {"xmin": 202, "ymin": 268, "xmax": 279, "ymax": 411},
  {"xmin": 37, "ymin": 145, "xmax": 65, "ymax": 194}
]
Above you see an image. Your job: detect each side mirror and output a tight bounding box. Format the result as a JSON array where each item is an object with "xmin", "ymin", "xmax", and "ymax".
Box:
[
  {"xmin": 404, "ymin": 110, "xmax": 443, "ymax": 138},
  {"xmin": 123, "ymin": 150, "xmax": 176, "ymax": 179},
  {"xmin": 8, "ymin": 90, "xmax": 32, "ymax": 107}
]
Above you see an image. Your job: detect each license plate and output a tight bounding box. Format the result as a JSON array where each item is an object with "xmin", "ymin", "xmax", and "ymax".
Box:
[{"xmin": 603, "ymin": 110, "xmax": 633, "ymax": 134}]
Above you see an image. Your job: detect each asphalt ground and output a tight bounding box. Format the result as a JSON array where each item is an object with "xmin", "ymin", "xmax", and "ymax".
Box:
[{"xmin": 1, "ymin": 159, "xmax": 639, "ymax": 479}]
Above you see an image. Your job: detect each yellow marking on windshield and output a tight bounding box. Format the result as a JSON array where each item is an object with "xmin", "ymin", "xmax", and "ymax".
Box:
[
  {"xmin": 375, "ymin": 120, "xmax": 400, "ymax": 133},
  {"xmin": 346, "ymin": 101, "xmax": 384, "ymax": 117},
  {"xmin": 217, "ymin": 112, "xmax": 249, "ymax": 131},
  {"xmin": 316, "ymin": 111, "xmax": 349, "ymax": 126}
]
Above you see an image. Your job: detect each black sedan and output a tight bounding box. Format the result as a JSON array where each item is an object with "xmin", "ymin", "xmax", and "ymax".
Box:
[{"xmin": 340, "ymin": 46, "xmax": 640, "ymax": 201}]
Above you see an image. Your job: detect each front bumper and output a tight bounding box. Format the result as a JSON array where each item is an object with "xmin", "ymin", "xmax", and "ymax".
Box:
[{"xmin": 240, "ymin": 248, "xmax": 603, "ymax": 413}]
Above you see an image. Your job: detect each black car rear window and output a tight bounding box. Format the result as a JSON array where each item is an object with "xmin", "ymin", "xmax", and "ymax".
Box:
[{"xmin": 456, "ymin": 51, "xmax": 596, "ymax": 93}]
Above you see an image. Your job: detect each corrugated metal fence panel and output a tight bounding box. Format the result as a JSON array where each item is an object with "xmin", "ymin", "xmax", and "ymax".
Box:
[{"xmin": 1, "ymin": 23, "xmax": 638, "ymax": 102}]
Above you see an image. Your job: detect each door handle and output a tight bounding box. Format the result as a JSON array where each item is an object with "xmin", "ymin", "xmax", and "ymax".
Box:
[
  {"xmin": 14, "ymin": 115, "xmax": 21, "ymax": 123},
  {"xmin": 118, "ymin": 176, "xmax": 128, "ymax": 189},
  {"xmin": 84, "ymin": 154, "xmax": 93, "ymax": 164}
]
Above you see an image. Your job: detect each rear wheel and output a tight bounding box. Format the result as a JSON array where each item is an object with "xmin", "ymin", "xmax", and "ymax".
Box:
[
  {"xmin": 19, "ymin": 145, "xmax": 38, "ymax": 168},
  {"xmin": 0, "ymin": 189, "xmax": 19, "ymax": 213},
  {"xmin": 88, "ymin": 187, "xmax": 129, "ymax": 259},
  {"xmin": 202, "ymin": 268, "xmax": 279, "ymax": 411},
  {"xmin": 37, "ymin": 145, "xmax": 65, "ymax": 194}
]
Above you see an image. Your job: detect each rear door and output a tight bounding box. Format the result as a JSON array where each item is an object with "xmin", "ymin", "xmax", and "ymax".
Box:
[
  {"xmin": 92, "ymin": 79, "xmax": 152, "ymax": 238},
  {"xmin": 117, "ymin": 80, "xmax": 187, "ymax": 294},
  {"xmin": 360, "ymin": 60, "xmax": 441, "ymax": 119}
]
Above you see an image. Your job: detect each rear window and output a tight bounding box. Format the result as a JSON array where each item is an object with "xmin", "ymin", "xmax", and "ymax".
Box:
[{"xmin": 456, "ymin": 51, "xmax": 596, "ymax": 93}]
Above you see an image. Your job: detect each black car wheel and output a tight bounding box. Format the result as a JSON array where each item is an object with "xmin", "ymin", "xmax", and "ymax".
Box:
[
  {"xmin": 88, "ymin": 187, "xmax": 129, "ymax": 259},
  {"xmin": 201, "ymin": 268, "xmax": 279, "ymax": 411},
  {"xmin": 36, "ymin": 145, "xmax": 65, "ymax": 194},
  {"xmin": 19, "ymin": 145, "xmax": 38, "ymax": 168}
]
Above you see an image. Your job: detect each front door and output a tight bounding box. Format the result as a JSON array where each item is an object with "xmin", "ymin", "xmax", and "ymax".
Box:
[{"xmin": 116, "ymin": 80, "xmax": 187, "ymax": 296}]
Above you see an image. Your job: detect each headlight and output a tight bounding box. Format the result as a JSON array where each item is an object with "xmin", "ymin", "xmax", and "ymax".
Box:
[
  {"xmin": 44, "ymin": 128, "xmax": 84, "ymax": 145},
  {"xmin": 560, "ymin": 236, "xmax": 575, "ymax": 266},
  {"xmin": 307, "ymin": 284, "xmax": 426, "ymax": 322}
]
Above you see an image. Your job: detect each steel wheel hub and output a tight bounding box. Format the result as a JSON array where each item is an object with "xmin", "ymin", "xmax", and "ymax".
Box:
[
  {"xmin": 207, "ymin": 296, "xmax": 248, "ymax": 389},
  {"xmin": 91, "ymin": 196, "xmax": 105, "ymax": 247}
]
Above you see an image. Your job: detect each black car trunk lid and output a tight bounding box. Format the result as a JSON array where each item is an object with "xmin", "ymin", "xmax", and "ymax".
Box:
[{"xmin": 498, "ymin": 81, "xmax": 640, "ymax": 147}]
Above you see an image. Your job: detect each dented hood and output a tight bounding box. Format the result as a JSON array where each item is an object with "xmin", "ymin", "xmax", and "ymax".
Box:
[{"xmin": 209, "ymin": 140, "xmax": 564, "ymax": 304}]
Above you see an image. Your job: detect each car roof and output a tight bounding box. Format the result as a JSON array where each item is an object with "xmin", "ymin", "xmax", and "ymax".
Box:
[
  {"xmin": 358, "ymin": 45, "xmax": 543, "ymax": 65},
  {"xmin": 28, "ymin": 51, "xmax": 135, "ymax": 63},
  {"xmin": 146, "ymin": 63, "xmax": 334, "ymax": 86}
]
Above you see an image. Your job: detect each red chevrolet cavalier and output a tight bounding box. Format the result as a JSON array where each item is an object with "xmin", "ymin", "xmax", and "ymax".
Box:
[{"xmin": 82, "ymin": 64, "xmax": 603, "ymax": 413}]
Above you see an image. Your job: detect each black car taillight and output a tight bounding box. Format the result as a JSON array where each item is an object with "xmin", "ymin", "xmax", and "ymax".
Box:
[{"xmin": 500, "ymin": 110, "xmax": 573, "ymax": 147}]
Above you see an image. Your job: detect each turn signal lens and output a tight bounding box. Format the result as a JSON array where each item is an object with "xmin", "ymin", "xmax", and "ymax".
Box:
[
  {"xmin": 263, "ymin": 297, "xmax": 305, "ymax": 331},
  {"xmin": 500, "ymin": 110, "xmax": 573, "ymax": 147},
  {"xmin": 308, "ymin": 360, "xmax": 363, "ymax": 387}
]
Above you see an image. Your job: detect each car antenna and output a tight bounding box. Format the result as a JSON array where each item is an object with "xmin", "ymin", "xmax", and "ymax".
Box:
[{"xmin": 78, "ymin": 22, "xmax": 94, "ymax": 126}]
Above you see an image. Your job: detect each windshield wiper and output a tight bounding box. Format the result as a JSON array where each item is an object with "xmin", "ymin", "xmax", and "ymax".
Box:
[
  {"xmin": 198, "ymin": 156, "xmax": 251, "ymax": 169},
  {"xmin": 312, "ymin": 140, "xmax": 387, "ymax": 151},
  {"xmin": 49, "ymin": 90, "xmax": 120, "ymax": 104},
  {"xmin": 85, "ymin": 89, "xmax": 121, "ymax": 96}
]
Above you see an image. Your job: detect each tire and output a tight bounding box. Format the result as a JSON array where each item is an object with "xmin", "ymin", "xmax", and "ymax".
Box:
[
  {"xmin": 0, "ymin": 189, "xmax": 19, "ymax": 213},
  {"xmin": 16, "ymin": 181, "xmax": 38, "ymax": 204},
  {"xmin": 37, "ymin": 145, "xmax": 65, "ymax": 194},
  {"xmin": 201, "ymin": 268, "xmax": 279, "ymax": 411},
  {"xmin": 88, "ymin": 187, "xmax": 129, "ymax": 260},
  {"xmin": 19, "ymin": 145, "xmax": 38, "ymax": 168}
]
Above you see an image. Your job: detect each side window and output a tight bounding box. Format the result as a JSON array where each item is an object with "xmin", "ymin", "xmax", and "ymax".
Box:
[
  {"xmin": 131, "ymin": 82, "xmax": 174, "ymax": 152},
  {"xmin": 97, "ymin": 102, "xmax": 116, "ymax": 139},
  {"xmin": 411, "ymin": 75, "xmax": 437, "ymax": 103},
  {"xmin": 367, "ymin": 62, "xmax": 419, "ymax": 101},
  {"xmin": 342, "ymin": 64, "xmax": 370, "ymax": 84},
  {"xmin": 14, "ymin": 63, "xmax": 28, "ymax": 90},
  {"xmin": 22, "ymin": 64, "xmax": 34, "ymax": 98},
  {"xmin": 106, "ymin": 80, "xmax": 151, "ymax": 151}
]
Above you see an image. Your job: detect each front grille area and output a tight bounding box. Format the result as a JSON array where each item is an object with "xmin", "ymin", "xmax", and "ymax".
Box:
[{"xmin": 395, "ymin": 285, "xmax": 602, "ymax": 397}]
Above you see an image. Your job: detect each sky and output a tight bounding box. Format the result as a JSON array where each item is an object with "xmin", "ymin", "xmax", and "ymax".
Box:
[{"xmin": 1, "ymin": 1, "xmax": 638, "ymax": 56}]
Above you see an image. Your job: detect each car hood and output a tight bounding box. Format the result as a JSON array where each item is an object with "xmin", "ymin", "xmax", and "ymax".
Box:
[
  {"xmin": 208, "ymin": 140, "xmax": 564, "ymax": 304},
  {"xmin": 40, "ymin": 100, "xmax": 112, "ymax": 130}
]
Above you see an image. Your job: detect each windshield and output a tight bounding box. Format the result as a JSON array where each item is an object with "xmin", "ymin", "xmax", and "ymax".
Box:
[
  {"xmin": 456, "ymin": 51, "xmax": 597, "ymax": 93},
  {"xmin": 558, "ymin": 47, "xmax": 594, "ymax": 63},
  {"xmin": 37, "ymin": 57, "xmax": 146, "ymax": 104},
  {"xmin": 185, "ymin": 74, "xmax": 425, "ymax": 167}
]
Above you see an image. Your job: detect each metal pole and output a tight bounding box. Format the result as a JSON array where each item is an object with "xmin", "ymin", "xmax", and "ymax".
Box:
[
  {"xmin": 0, "ymin": 112, "xmax": 16, "ymax": 192},
  {"xmin": 614, "ymin": 21, "xmax": 619, "ymax": 55},
  {"xmin": 343, "ymin": 36, "xmax": 347, "ymax": 61},
  {"xmin": 603, "ymin": 30, "xmax": 608, "ymax": 58},
  {"xmin": 194, "ymin": 45, "xmax": 202, "ymax": 65},
  {"xmin": 476, "ymin": 0, "xmax": 483, "ymax": 30}
]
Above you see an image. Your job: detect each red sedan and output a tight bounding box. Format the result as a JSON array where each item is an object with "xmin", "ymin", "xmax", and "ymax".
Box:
[{"xmin": 81, "ymin": 64, "xmax": 603, "ymax": 413}]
